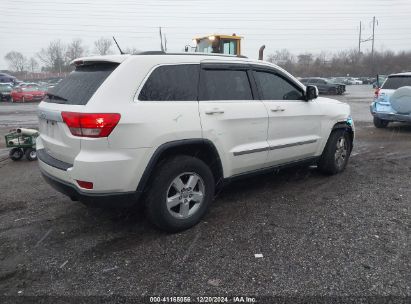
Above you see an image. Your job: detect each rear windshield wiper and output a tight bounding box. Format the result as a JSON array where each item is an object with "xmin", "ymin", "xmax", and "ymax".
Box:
[{"xmin": 47, "ymin": 92, "xmax": 67, "ymax": 101}]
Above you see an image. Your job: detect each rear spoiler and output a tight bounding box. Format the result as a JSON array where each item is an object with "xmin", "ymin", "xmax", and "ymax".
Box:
[{"xmin": 70, "ymin": 55, "xmax": 130, "ymax": 66}]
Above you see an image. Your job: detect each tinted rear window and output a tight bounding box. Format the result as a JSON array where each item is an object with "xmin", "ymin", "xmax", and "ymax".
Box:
[
  {"xmin": 382, "ymin": 76, "xmax": 411, "ymax": 90},
  {"xmin": 138, "ymin": 65, "xmax": 199, "ymax": 101},
  {"xmin": 200, "ymin": 69, "xmax": 253, "ymax": 100},
  {"xmin": 45, "ymin": 62, "xmax": 119, "ymax": 105}
]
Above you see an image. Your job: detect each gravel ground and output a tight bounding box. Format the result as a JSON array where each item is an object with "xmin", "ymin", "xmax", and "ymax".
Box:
[{"xmin": 0, "ymin": 85, "xmax": 410, "ymax": 303}]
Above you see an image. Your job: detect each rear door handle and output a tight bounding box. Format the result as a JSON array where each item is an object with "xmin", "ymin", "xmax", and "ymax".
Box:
[
  {"xmin": 271, "ymin": 106, "xmax": 285, "ymax": 112},
  {"xmin": 205, "ymin": 108, "xmax": 225, "ymax": 115}
]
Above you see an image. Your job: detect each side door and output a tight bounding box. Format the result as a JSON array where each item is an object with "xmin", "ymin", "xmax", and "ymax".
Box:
[
  {"xmin": 126, "ymin": 63, "xmax": 203, "ymax": 149},
  {"xmin": 252, "ymin": 67, "xmax": 323, "ymax": 166},
  {"xmin": 198, "ymin": 63, "xmax": 269, "ymax": 177}
]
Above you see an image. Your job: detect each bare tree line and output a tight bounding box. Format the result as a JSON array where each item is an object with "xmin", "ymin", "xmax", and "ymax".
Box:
[
  {"xmin": 3, "ymin": 37, "xmax": 117, "ymax": 73},
  {"xmin": 267, "ymin": 48, "xmax": 411, "ymax": 77},
  {"xmin": 4, "ymin": 38, "xmax": 411, "ymax": 76}
]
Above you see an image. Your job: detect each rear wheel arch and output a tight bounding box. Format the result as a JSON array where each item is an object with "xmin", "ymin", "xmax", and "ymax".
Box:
[{"xmin": 137, "ymin": 139, "xmax": 224, "ymax": 194}]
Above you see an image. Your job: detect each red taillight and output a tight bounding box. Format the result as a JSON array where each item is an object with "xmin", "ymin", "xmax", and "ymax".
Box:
[
  {"xmin": 374, "ymin": 88, "xmax": 380, "ymax": 99},
  {"xmin": 61, "ymin": 112, "xmax": 121, "ymax": 138},
  {"xmin": 76, "ymin": 180, "xmax": 93, "ymax": 189}
]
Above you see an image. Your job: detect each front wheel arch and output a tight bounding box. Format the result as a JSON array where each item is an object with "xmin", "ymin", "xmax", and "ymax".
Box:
[
  {"xmin": 331, "ymin": 122, "xmax": 354, "ymax": 152},
  {"xmin": 318, "ymin": 128, "xmax": 352, "ymax": 175}
]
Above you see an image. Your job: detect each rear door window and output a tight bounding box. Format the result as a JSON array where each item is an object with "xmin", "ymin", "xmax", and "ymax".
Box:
[
  {"xmin": 199, "ymin": 69, "xmax": 253, "ymax": 100},
  {"xmin": 45, "ymin": 62, "xmax": 119, "ymax": 105},
  {"xmin": 138, "ymin": 64, "xmax": 199, "ymax": 101},
  {"xmin": 382, "ymin": 76, "xmax": 411, "ymax": 89}
]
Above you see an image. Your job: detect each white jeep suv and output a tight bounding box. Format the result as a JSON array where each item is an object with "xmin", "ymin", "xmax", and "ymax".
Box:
[{"xmin": 37, "ymin": 52, "xmax": 354, "ymax": 232}]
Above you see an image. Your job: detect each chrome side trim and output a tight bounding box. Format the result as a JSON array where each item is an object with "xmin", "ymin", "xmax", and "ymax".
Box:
[
  {"xmin": 233, "ymin": 139, "xmax": 317, "ymax": 156},
  {"xmin": 233, "ymin": 147, "xmax": 269, "ymax": 156},
  {"xmin": 269, "ymin": 139, "xmax": 317, "ymax": 151}
]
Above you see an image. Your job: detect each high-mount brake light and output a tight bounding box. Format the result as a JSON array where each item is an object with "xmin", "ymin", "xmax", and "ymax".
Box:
[{"xmin": 61, "ymin": 112, "xmax": 121, "ymax": 138}]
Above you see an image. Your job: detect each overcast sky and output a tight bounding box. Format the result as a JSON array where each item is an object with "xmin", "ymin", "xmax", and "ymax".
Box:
[{"xmin": 1, "ymin": 0, "xmax": 410, "ymax": 70}]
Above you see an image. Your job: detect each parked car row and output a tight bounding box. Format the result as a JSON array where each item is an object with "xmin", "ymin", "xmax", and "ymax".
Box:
[
  {"xmin": 299, "ymin": 77, "xmax": 346, "ymax": 95},
  {"xmin": 298, "ymin": 75, "xmax": 377, "ymax": 95},
  {"xmin": 0, "ymin": 79, "xmax": 62, "ymax": 103},
  {"xmin": 331, "ymin": 77, "xmax": 372, "ymax": 85},
  {"xmin": 358, "ymin": 77, "xmax": 376, "ymax": 85}
]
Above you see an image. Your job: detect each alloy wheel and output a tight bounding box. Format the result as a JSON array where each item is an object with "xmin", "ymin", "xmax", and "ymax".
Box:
[
  {"xmin": 166, "ymin": 172, "xmax": 205, "ymax": 219},
  {"xmin": 335, "ymin": 137, "xmax": 348, "ymax": 169}
]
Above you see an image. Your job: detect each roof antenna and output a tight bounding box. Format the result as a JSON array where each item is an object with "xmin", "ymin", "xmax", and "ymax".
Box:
[{"xmin": 112, "ymin": 36, "xmax": 125, "ymax": 54}]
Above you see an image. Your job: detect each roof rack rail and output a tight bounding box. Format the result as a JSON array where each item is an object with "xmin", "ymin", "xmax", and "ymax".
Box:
[
  {"xmin": 134, "ymin": 51, "xmax": 248, "ymax": 59},
  {"xmin": 138, "ymin": 51, "xmax": 166, "ymax": 55}
]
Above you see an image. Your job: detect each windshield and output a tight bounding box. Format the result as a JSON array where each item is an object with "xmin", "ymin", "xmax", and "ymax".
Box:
[
  {"xmin": 382, "ymin": 76, "xmax": 411, "ymax": 90},
  {"xmin": 196, "ymin": 39, "xmax": 213, "ymax": 53}
]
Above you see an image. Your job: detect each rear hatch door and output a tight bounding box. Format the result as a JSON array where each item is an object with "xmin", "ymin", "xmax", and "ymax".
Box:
[{"xmin": 38, "ymin": 61, "xmax": 119, "ymax": 164}]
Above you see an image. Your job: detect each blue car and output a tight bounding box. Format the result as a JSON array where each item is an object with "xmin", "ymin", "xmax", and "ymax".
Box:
[{"xmin": 370, "ymin": 72, "xmax": 411, "ymax": 128}]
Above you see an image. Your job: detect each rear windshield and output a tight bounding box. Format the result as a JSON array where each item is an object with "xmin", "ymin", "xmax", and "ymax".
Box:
[
  {"xmin": 382, "ymin": 76, "xmax": 411, "ymax": 90},
  {"xmin": 45, "ymin": 62, "xmax": 119, "ymax": 105}
]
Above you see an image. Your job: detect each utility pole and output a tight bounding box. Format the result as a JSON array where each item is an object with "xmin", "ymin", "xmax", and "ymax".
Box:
[
  {"xmin": 358, "ymin": 21, "xmax": 362, "ymax": 54},
  {"xmin": 358, "ymin": 16, "xmax": 377, "ymax": 52},
  {"xmin": 371, "ymin": 16, "xmax": 376, "ymax": 59}
]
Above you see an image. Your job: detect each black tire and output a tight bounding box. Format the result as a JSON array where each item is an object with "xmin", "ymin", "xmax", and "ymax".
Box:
[
  {"xmin": 145, "ymin": 155, "xmax": 215, "ymax": 232},
  {"xmin": 9, "ymin": 148, "xmax": 23, "ymax": 161},
  {"xmin": 318, "ymin": 129, "xmax": 352, "ymax": 175},
  {"xmin": 373, "ymin": 117, "xmax": 389, "ymax": 128},
  {"xmin": 25, "ymin": 148, "xmax": 37, "ymax": 161}
]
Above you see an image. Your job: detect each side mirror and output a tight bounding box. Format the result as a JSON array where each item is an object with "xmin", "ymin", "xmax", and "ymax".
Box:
[{"xmin": 305, "ymin": 85, "xmax": 318, "ymax": 101}]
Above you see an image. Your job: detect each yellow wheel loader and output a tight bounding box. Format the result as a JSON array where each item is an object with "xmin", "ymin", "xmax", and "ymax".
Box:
[{"xmin": 187, "ymin": 33, "xmax": 265, "ymax": 59}]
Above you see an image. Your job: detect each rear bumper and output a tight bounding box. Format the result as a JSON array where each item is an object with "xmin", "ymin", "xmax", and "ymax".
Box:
[
  {"xmin": 40, "ymin": 168, "xmax": 140, "ymax": 208},
  {"xmin": 370, "ymin": 102, "xmax": 411, "ymax": 122},
  {"xmin": 37, "ymin": 148, "xmax": 144, "ymax": 208}
]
